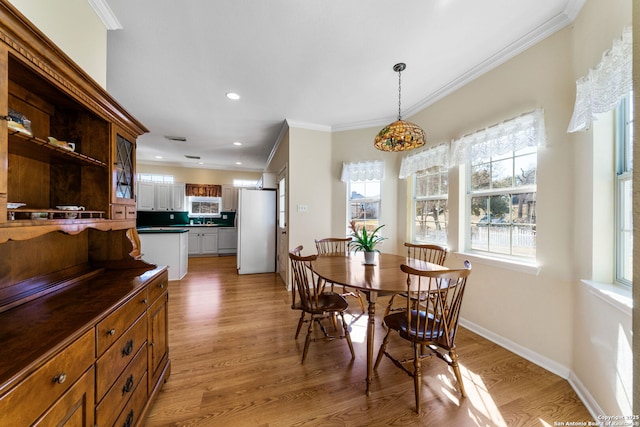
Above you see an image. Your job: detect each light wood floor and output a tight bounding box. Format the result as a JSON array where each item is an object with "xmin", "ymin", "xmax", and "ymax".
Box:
[{"xmin": 144, "ymin": 256, "xmax": 592, "ymax": 427}]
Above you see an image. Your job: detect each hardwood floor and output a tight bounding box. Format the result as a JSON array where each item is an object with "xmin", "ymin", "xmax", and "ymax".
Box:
[{"xmin": 144, "ymin": 256, "xmax": 592, "ymax": 427}]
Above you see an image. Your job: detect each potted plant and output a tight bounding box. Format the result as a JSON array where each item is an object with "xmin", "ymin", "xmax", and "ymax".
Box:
[{"xmin": 349, "ymin": 220, "xmax": 386, "ymax": 265}]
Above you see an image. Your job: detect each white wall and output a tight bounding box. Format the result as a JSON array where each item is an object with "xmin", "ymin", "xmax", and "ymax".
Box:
[{"xmin": 10, "ymin": 0, "xmax": 107, "ymax": 87}]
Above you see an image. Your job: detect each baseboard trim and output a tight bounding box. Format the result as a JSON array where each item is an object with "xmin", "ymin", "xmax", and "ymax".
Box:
[{"xmin": 459, "ymin": 318, "xmax": 601, "ymax": 420}]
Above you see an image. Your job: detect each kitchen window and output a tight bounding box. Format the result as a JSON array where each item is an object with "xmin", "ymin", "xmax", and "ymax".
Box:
[{"xmin": 188, "ymin": 196, "xmax": 222, "ymax": 217}]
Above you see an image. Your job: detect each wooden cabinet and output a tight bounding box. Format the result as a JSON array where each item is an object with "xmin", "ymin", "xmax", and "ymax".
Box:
[
  {"xmin": 0, "ymin": 3, "xmax": 168, "ymax": 426},
  {"xmin": 188, "ymin": 226, "xmax": 219, "ymax": 256},
  {"xmin": 0, "ymin": 0, "xmax": 147, "ymax": 243}
]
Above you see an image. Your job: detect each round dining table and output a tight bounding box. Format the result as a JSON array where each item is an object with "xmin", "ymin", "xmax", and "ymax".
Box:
[{"xmin": 312, "ymin": 251, "xmax": 447, "ymax": 396}]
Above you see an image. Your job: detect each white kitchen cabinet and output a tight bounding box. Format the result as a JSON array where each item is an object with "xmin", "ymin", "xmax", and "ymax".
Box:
[
  {"xmin": 171, "ymin": 183, "xmax": 186, "ymax": 211},
  {"xmin": 137, "ymin": 181, "xmax": 156, "ymax": 211},
  {"xmin": 138, "ymin": 230, "xmax": 189, "ymax": 280},
  {"xmin": 218, "ymin": 227, "xmax": 237, "ymax": 254},
  {"xmin": 221, "ymin": 185, "xmax": 238, "ymax": 211},
  {"xmin": 188, "ymin": 227, "xmax": 219, "ymax": 256},
  {"xmin": 155, "ymin": 183, "xmax": 172, "ymax": 211},
  {"xmin": 137, "ymin": 182, "xmax": 186, "ymax": 211}
]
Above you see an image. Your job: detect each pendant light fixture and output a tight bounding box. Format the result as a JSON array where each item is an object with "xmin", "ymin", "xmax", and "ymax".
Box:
[{"xmin": 374, "ymin": 63, "xmax": 426, "ymax": 152}]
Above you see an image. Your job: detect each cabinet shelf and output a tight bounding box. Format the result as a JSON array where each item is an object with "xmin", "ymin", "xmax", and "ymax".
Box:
[{"xmin": 8, "ymin": 131, "xmax": 107, "ymax": 167}]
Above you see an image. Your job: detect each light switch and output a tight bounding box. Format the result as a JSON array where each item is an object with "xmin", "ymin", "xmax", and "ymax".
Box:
[{"xmin": 297, "ymin": 204, "xmax": 308, "ymax": 212}]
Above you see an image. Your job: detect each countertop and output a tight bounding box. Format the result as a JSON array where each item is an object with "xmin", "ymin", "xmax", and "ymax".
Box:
[{"xmin": 137, "ymin": 227, "xmax": 189, "ymax": 233}]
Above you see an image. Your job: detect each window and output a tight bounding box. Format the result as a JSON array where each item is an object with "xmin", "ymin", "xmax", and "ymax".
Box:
[
  {"xmin": 278, "ymin": 177, "xmax": 286, "ymax": 229},
  {"xmin": 615, "ymin": 94, "xmax": 633, "ymax": 285},
  {"xmin": 453, "ymin": 109, "xmax": 544, "ymax": 260},
  {"xmin": 413, "ymin": 166, "xmax": 448, "ymax": 244},
  {"xmin": 468, "ymin": 146, "xmax": 537, "ymax": 258},
  {"xmin": 138, "ymin": 173, "xmax": 174, "ymax": 183},
  {"xmin": 342, "ymin": 161, "xmax": 384, "ymax": 236}
]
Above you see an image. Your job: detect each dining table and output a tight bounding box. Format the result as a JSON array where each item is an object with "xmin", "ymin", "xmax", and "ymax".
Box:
[{"xmin": 312, "ymin": 251, "xmax": 447, "ymax": 396}]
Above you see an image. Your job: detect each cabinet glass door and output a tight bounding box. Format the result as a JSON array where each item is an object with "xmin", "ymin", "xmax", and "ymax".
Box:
[{"xmin": 115, "ymin": 134, "xmax": 134, "ymax": 200}]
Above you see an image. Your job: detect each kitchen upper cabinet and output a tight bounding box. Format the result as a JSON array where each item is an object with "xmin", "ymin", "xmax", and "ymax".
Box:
[
  {"xmin": 137, "ymin": 182, "xmax": 186, "ymax": 211},
  {"xmin": 221, "ymin": 185, "xmax": 238, "ymax": 211},
  {"xmin": 137, "ymin": 181, "xmax": 155, "ymax": 211},
  {"xmin": 171, "ymin": 183, "xmax": 186, "ymax": 211}
]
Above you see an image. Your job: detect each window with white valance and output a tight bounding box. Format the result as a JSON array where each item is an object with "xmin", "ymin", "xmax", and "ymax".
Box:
[
  {"xmin": 340, "ymin": 160, "xmax": 384, "ymax": 182},
  {"xmin": 342, "ymin": 160, "xmax": 384, "ymax": 237},
  {"xmin": 399, "ymin": 144, "xmax": 449, "ymax": 179},
  {"xmin": 451, "ymin": 109, "xmax": 546, "ymax": 165},
  {"xmin": 567, "ymin": 26, "xmax": 632, "ymax": 133}
]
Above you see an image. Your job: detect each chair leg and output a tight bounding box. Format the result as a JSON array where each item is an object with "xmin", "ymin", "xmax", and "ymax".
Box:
[
  {"xmin": 294, "ymin": 311, "xmax": 305, "ymax": 339},
  {"xmin": 413, "ymin": 344, "xmax": 422, "ymax": 413},
  {"xmin": 340, "ymin": 312, "xmax": 355, "ymax": 360},
  {"xmin": 302, "ymin": 316, "xmax": 314, "ymax": 364},
  {"xmin": 384, "ymin": 294, "xmax": 396, "ymax": 318},
  {"xmin": 354, "ymin": 290, "xmax": 365, "ymax": 313},
  {"xmin": 449, "ymin": 349, "xmax": 466, "ymax": 398},
  {"xmin": 374, "ymin": 328, "xmax": 392, "ymax": 369}
]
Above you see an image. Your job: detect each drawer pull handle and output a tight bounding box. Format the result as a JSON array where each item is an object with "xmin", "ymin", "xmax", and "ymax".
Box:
[
  {"xmin": 52, "ymin": 373, "xmax": 67, "ymax": 384},
  {"xmin": 122, "ymin": 374, "xmax": 135, "ymax": 395},
  {"xmin": 159, "ymin": 283, "xmax": 164, "ymax": 289},
  {"xmin": 107, "ymin": 328, "xmax": 116, "ymax": 336},
  {"xmin": 141, "ymin": 298, "xmax": 148, "ymax": 304},
  {"xmin": 123, "ymin": 409, "xmax": 134, "ymax": 427},
  {"xmin": 122, "ymin": 339, "xmax": 134, "ymax": 356}
]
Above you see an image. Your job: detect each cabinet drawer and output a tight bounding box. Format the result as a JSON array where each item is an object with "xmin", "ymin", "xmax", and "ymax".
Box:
[
  {"xmin": 147, "ymin": 270, "xmax": 168, "ymax": 304},
  {"xmin": 0, "ymin": 329, "xmax": 95, "ymax": 426},
  {"xmin": 33, "ymin": 366, "xmax": 95, "ymax": 427},
  {"xmin": 96, "ymin": 345, "xmax": 147, "ymax": 427},
  {"xmin": 96, "ymin": 288, "xmax": 148, "ymax": 356},
  {"xmin": 113, "ymin": 371, "xmax": 148, "ymax": 427},
  {"xmin": 111, "ymin": 204, "xmax": 126, "ymax": 219},
  {"xmin": 126, "ymin": 206, "xmax": 137, "ymax": 219},
  {"xmin": 96, "ymin": 314, "xmax": 147, "ymax": 400}
]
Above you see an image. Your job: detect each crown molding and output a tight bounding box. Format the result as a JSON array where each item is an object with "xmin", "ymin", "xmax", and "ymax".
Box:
[{"xmin": 87, "ymin": 0, "xmax": 122, "ymax": 30}]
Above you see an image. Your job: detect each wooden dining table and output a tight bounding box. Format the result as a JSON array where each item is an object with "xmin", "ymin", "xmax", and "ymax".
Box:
[{"xmin": 312, "ymin": 251, "xmax": 447, "ymax": 396}]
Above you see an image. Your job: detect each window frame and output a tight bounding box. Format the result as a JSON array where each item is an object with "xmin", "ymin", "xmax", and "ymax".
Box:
[
  {"xmin": 411, "ymin": 166, "xmax": 448, "ymax": 245},
  {"xmin": 615, "ymin": 94, "xmax": 633, "ymax": 287},
  {"xmin": 347, "ymin": 178, "xmax": 382, "ymax": 236}
]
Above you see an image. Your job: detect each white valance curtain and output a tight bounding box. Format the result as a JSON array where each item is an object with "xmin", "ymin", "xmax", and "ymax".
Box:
[
  {"xmin": 451, "ymin": 109, "xmax": 546, "ymax": 165},
  {"xmin": 398, "ymin": 144, "xmax": 449, "ymax": 179},
  {"xmin": 340, "ymin": 160, "xmax": 384, "ymax": 182},
  {"xmin": 567, "ymin": 26, "xmax": 632, "ymax": 132}
]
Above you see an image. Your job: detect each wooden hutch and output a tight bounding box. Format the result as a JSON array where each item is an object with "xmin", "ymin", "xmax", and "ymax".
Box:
[{"xmin": 0, "ymin": 1, "xmax": 170, "ymax": 426}]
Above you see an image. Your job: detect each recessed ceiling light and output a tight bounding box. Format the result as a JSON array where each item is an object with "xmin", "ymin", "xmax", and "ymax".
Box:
[
  {"xmin": 226, "ymin": 92, "xmax": 240, "ymax": 100},
  {"xmin": 233, "ymin": 141, "xmax": 242, "ymax": 146},
  {"xmin": 198, "ymin": 162, "xmax": 204, "ymax": 165},
  {"xmin": 154, "ymin": 155, "xmax": 163, "ymax": 159},
  {"xmin": 235, "ymin": 162, "xmax": 242, "ymax": 165}
]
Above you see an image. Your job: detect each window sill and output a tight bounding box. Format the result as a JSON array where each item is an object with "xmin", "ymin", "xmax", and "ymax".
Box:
[
  {"xmin": 580, "ymin": 280, "xmax": 632, "ymax": 316},
  {"xmin": 452, "ymin": 251, "xmax": 540, "ymax": 275}
]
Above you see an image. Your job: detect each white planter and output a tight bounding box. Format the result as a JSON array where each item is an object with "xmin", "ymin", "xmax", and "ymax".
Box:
[{"xmin": 364, "ymin": 251, "xmax": 376, "ymax": 265}]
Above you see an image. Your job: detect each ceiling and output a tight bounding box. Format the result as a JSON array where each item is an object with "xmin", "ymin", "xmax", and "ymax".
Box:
[{"xmin": 105, "ymin": 0, "xmax": 584, "ymax": 172}]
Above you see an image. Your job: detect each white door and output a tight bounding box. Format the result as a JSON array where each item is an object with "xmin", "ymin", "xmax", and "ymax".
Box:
[{"xmin": 277, "ymin": 166, "xmax": 288, "ymax": 286}]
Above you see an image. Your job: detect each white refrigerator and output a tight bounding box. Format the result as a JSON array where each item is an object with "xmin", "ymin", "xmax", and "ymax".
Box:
[{"xmin": 237, "ymin": 188, "xmax": 277, "ymax": 274}]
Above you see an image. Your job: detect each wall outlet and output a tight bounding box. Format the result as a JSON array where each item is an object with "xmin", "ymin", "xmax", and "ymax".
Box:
[
  {"xmin": 223, "ymin": 215, "xmax": 227, "ymax": 219},
  {"xmin": 169, "ymin": 214, "xmax": 174, "ymax": 219},
  {"xmin": 297, "ymin": 204, "xmax": 308, "ymax": 212}
]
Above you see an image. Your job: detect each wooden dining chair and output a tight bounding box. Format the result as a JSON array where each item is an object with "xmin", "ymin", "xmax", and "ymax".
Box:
[
  {"xmin": 314, "ymin": 237, "xmax": 365, "ymax": 313},
  {"xmin": 383, "ymin": 242, "xmax": 449, "ymax": 317},
  {"xmin": 289, "ymin": 250, "xmax": 355, "ymax": 364},
  {"xmin": 374, "ymin": 261, "xmax": 472, "ymax": 413}
]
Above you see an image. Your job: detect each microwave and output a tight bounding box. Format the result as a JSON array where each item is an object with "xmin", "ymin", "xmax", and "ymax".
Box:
[{"xmin": 188, "ymin": 196, "xmax": 222, "ymax": 217}]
